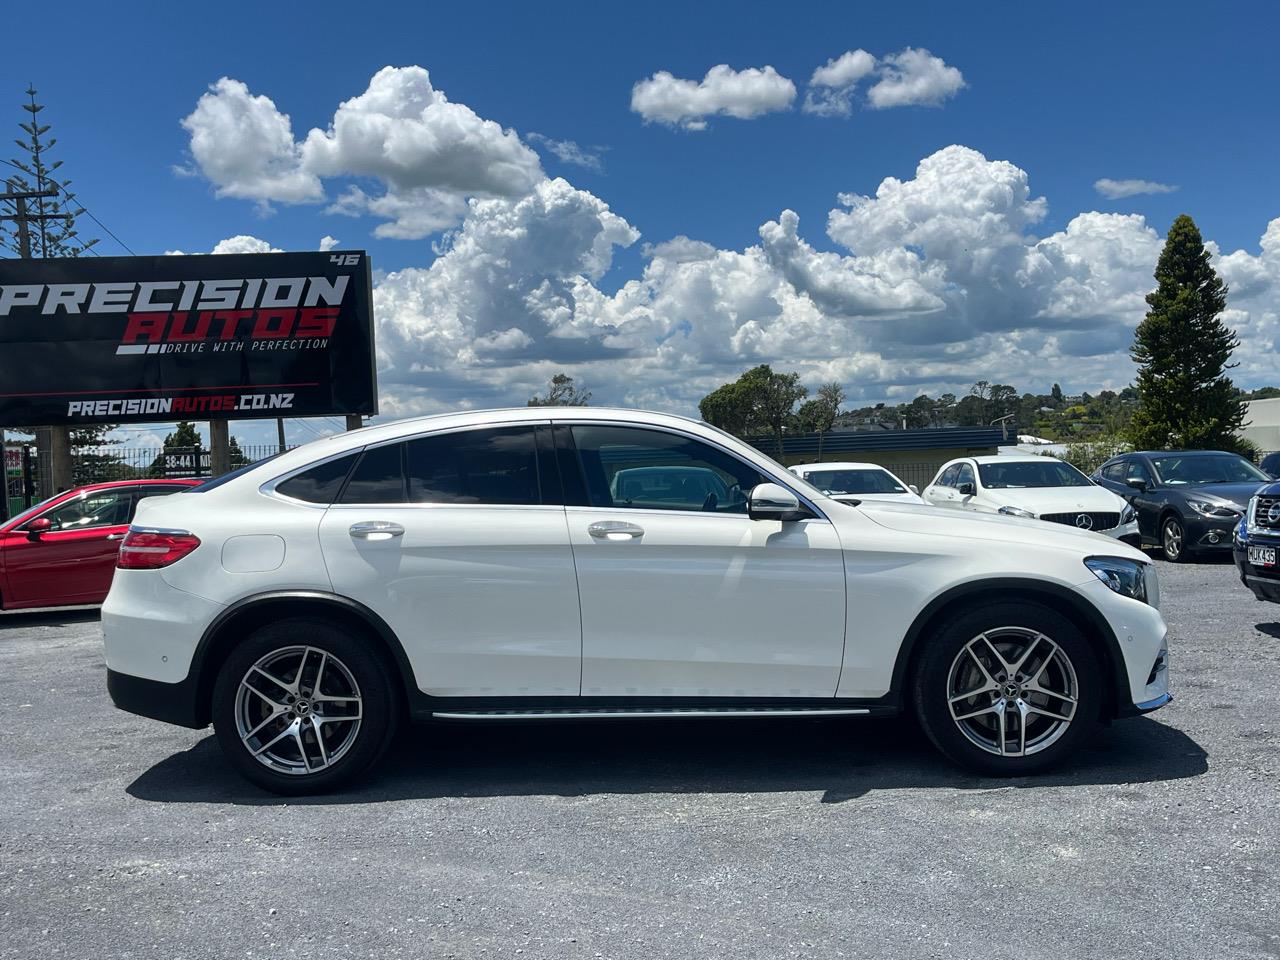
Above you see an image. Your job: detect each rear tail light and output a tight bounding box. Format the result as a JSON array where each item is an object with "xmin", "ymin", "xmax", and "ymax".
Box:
[{"xmin": 117, "ymin": 528, "xmax": 201, "ymax": 569}]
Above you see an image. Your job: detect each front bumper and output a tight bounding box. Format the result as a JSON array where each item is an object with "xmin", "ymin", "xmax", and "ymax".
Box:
[
  {"xmin": 1184, "ymin": 514, "xmax": 1239, "ymax": 551},
  {"xmin": 1072, "ymin": 576, "xmax": 1170, "ymax": 715},
  {"xmin": 1102, "ymin": 517, "xmax": 1141, "ymax": 548},
  {"xmin": 1233, "ymin": 527, "xmax": 1280, "ymax": 602}
]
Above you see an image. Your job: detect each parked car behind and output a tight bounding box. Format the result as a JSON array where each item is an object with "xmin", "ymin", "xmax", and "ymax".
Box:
[
  {"xmin": 102, "ymin": 407, "xmax": 1170, "ymax": 795},
  {"xmin": 1260, "ymin": 451, "xmax": 1280, "ymax": 479},
  {"xmin": 0, "ymin": 478, "xmax": 201, "ymax": 609},
  {"xmin": 922, "ymin": 455, "xmax": 1139, "ymax": 545},
  {"xmin": 1093, "ymin": 450, "xmax": 1269, "ymax": 562},
  {"xmin": 789, "ymin": 461, "xmax": 925, "ymax": 504},
  {"xmin": 1234, "ymin": 480, "xmax": 1280, "ymax": 601}
]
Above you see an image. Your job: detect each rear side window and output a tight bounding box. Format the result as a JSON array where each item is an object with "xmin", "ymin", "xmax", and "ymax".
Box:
[
  {"xmin": 340, "ymin": 444, "xmax": 406, "ymax": 504},
  {"xmin": 276, "ymin": 454, "xmax": 359, "ymax": 504},
  {"xmin": 404, "ymin": 426, "xmax": 540, "ymax": 505}
]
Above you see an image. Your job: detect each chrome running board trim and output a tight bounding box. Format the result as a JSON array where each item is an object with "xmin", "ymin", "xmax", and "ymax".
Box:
[{"xmin": 431, "ymin": 707, "xmax": 872, "ymax": 720}]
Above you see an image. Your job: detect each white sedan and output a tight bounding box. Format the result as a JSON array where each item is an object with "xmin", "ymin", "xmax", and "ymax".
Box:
[
  {"xmin": 923, "ymin": 454, "xmax": 1140, "ymax": 545},
  {"xmin": 790, "ymin": 461, "xmax": 925, "ymax": 504},
  {"xmin": 102, "ymin": 408, "xmax": 1168, "ymax": 794}
]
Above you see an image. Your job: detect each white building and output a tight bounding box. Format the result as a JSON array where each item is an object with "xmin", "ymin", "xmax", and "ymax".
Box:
[{"xmin": 1242, "ymin": 398, "xmax": 1280, "ymax": 453}]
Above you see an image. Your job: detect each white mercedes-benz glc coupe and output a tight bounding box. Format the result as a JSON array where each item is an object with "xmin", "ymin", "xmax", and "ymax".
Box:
[{"xmin": 102, "ymin": 408, "xmax": 1170, "ymax": 794}]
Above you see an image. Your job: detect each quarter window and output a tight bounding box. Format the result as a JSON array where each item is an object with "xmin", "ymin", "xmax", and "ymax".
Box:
[
  {"xmin": 276, "ymin": 454, "xmax": 360, "ymax": 504},
  {"xmin": 340, "ymin": 444, "xmax": 406, "ymax": 504},
  {"xmin": 404, "ymin": 427, "xmax": 540, "ymax": 505},
  {"xmin": 569, "ymin": 425, "xmax": 765, "ymax": 514}
]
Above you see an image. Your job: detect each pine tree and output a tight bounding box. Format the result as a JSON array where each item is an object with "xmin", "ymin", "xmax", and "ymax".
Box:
[
  {"xmin": 0, "ymin": 86, "xmax": 98, "ymax": 258},
  {"xmin": 148, "ymin": 422, "xmax": 205, "ymax": 477},
  {"xmin": 1129, "ymin": 215, "xmax": 1245, "ymax": 451}
]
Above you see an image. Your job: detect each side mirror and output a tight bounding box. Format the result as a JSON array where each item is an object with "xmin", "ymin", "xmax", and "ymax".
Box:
[
  {"xmin": 748, "ymin": 482, "xmax": 801, "ymax": 521},
  {"xmin": 1125, "ymin": 477, "xmax": 1147, "ymax": 492},
  {"xmin": 957, "ymin": 482, "xmax": 975, "ymax": 497},
  {"xmin": 25, "ymin": 517, "xmax": 52, "ymax": 541},
  {"xmin": 908, "ymin": 484, "xmax": 920, "ymax": 495}
]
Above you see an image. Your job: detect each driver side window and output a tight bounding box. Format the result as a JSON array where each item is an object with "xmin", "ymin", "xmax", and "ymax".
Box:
[
  {"xmin": 937, "ymin": 465, "xmax": 960, "ymax": 488},
  {"xmin": 37, "ymin": 490, "xmax": 132, "ymax": 532},
  {"xmin": 1127, "ymin": 461, "xmax": 1152, "ymax": 485},
  {"xmin": 955, "ymin": 463, "xmax": 976, "ymax": 489},
  {"xmin": 568, "ymin": 425, "xmax": 766, "ymax": 514}
]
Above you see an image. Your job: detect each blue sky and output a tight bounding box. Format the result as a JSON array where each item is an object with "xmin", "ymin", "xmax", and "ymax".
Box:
[{"xmin": 4, "ymin": 0, "xmax": 1280, "ymax": 441}]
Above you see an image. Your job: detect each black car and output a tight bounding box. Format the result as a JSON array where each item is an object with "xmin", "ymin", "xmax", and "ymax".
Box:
[
  {"xmin": 1233, "ymin": 480, "xmax": 1280, "ymax": 601},
  {"xmin": 1092, "ymin": 450, "xmax": 1270, "ymax": 562}
]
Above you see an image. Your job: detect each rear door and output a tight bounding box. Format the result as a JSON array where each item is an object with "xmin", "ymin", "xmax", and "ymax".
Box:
[
  {"xmin": 317, "ymin": 423, "xmax": 582, "ymax": 698},
  {"xmin": 2, "ymin": 487, "xmax": 134, "ymax": 606}
]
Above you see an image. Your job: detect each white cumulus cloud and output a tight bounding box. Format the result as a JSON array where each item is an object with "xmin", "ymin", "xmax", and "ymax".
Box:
[
  {"xmin": 319, "ymin": 235, "xmax": 340, "ymax": 251},
  {"xmin": 1094, "ymin": 178, "xmax": 1180, "ymax": 199},
  {"xmin": 630, "ymin": 64, "xmax": 796, "ymax": 130},
  {"xmin": 803, "ymin": 49, "xmax": 877, "ymax": 117},
  {"xmin": 866, "ymin": 48, "xmax": 966, "ymax": 109}
]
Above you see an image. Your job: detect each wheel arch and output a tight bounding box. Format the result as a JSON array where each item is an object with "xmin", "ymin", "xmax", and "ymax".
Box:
[
  {"xmin": 190, "ymin": 591, "xmax": 418, "ymax": 727},
  {"xmin": 890, "ymin": 578, "xmax": 1128, "ymax": 719}
]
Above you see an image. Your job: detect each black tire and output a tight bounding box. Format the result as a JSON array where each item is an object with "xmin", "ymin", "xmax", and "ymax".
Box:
[
  {"xmin": 212, "ymin": 617, "xmax": 399, "ymax": 795},
  {"xmin": 1160, "ymin": 514, "xmax": 1188, "ymax": 563},
  {"xmin": 912, "ymin": 601, "xmax": 1101, "ymax": 777}
]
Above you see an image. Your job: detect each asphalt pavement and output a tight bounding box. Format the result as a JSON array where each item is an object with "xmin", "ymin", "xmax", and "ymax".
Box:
[{"xmin": 1, "ymin": 555, "xmax": 1277, "ymax": 959}]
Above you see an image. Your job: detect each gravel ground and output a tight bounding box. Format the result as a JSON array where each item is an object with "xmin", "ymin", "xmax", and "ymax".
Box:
[{"xmin": 1, "ymin": 556, "xmax": 1277, "ymax": 959}]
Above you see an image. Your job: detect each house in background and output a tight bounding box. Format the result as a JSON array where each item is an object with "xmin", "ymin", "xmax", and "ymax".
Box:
[{"xmin": 1242, "ymin": 399, "xmax": 1280, "ymax": 454}]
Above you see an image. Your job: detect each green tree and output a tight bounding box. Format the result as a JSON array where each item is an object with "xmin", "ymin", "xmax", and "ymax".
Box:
[
  {"xmin": 0, "ymin": 86, "xmax": 98, "ymax": 258},
  {"xmin": 1129, "ymin": 215, "xmax": 1246, "ymax": 451},
  {"xmin": 805, "ymin": 382, "xmax": 845, "ymax": 460},
  {"xmin": 699, "ymin": 365, "xmax": 809, "ymax": 456},
  {"xmin": 229, "ymin": 435, "xmax": 251, "ymax": 469},
  {"xmin": 528, "ymin": 372, "xmax": 591, "ymax": 406}
]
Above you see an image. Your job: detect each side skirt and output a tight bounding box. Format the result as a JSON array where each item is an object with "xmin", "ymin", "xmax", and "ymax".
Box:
[{"xmin": 415, "ymin": 698, "xmax": 897, "ymax": 723}]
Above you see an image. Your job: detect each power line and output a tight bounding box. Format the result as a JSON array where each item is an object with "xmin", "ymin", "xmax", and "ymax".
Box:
[{"xmin": 0, "ymin": 156, "xmax": 132, "ymax": 256}]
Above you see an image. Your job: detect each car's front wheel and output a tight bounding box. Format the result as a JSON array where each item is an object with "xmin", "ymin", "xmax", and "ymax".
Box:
[
  {"xmin": 1161, "ymin": 515, "xmax": 1187, "ymax": 562},
  {"xmin": 913, "ymin": 601, "xmax": 1101, "ymax": 776},
  {"xmin": 211, "ymin": 618, "xmax": 399, "ymax": 795}
]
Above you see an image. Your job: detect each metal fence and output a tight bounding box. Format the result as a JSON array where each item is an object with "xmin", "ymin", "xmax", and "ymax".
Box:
[{"xmin": 4, "ymin": 443, "xmax": 289, "ymax": 517}]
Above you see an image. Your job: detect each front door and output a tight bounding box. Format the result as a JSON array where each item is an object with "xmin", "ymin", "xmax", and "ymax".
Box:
[
  {"xmin": 317, "ymin": 424, "xmax": 582, "ymax": 698},
  {"xmin": 559, "ymin": 423, "xmax": 847, "ymax": 699},
  {"xmin": 2, "ymin": 487, "xmax": 134, "ymax": 606}
]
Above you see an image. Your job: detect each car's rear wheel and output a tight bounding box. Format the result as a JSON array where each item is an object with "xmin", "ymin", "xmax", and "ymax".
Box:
[
  {"xmin": 1161, "ymin": 515, "xmax": 1187, "ymax": 562},
  {"xmin": 913, "ymin": 601, "xmax": 1101, "ymax": 776},
  {"xmin": 212, "ymin": 618, "xmax": 398, "ymax": 795}
]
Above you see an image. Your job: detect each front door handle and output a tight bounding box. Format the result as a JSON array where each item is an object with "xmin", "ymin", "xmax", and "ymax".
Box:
[
  {"xmin": 588, "ymin": 520, "xmax": 645, "ymax": 541},
  {"xmin": 349, "ymin": 520, "xmax": 405, "ymax": 541},
  {"xmin": 106, "ymin": 533, "xmax": 126, "ymax": 541}
]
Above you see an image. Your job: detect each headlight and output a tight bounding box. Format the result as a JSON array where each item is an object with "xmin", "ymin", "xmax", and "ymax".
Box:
[
  {"xmin": 1186, "ymin": 498, "xmax": 1240, "ymax": 519},
  {"xmin": 1085, "ymin": 556, "xmax": 1149, "ymax": 603},
  {"xmin": 1120, "ymin": 504, "xmax": 1136, "ymax": 525},
  {"xmin": 998, "ymin": 506, "xmax": 1036, "ymax": 519}
]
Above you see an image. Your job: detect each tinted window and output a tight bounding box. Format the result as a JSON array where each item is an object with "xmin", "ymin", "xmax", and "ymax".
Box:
[
  {"xmin": 276, "ymin": 454, "xmax": 359, "ymax": 504},
  {"xmin": 956, "ymin": 464, "xmax": 976, "ymax": 488},
  {"xmin": 937, "ymin": 465, "xmax": 960, "ymax": 488},
  {"xmin": 570, "ymin": 425, "xmax": 765, "ymax": 513},
  {"xmin": 1262, "ymin": 451, "xmax": 1280, "ymax": 477},
  {"xmin": 1102, "ymin": 461, "xmax": 1127, "ymax": 482},
  {"xmin": 1127, "ymin": 460, "xmax": 1153, "ymax": 484},
  {"xmin": 40, "ymin": 489, "xmax": 132, "ymax": 531},
  {"xmin": 977, "ymin": 459, "xmax": 1091, "ymax": 488},
  {"xmin": 1151, "ymin": 454, "xmax": 1268, "ymax": 485},
  {"xmin": 804, "ymin": 468, "xmax": 905, "ymax": 495},
  {"xmin": 340, "ymin": 444, "xmax": 406, "ymax": 503},
  {"xmin": 405, "ymin": 427, "xmax": 540, "ymax": 505}
]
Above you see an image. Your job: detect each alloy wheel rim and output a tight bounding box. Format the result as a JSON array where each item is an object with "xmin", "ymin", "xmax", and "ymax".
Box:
[
  {"xmin": 1164, "ymin": 521, "xmax": 1182, "ymax": 559},
  {"xmin": 235, "ymin": 645, "xmax": 363, "ymax": 776},
  {"xmin": 946, "ymin": 626, "xmax": 1078, "ymax": 758}
]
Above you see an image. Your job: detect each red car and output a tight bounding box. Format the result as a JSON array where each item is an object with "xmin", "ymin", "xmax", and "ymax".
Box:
[{"xmin": 0, "ymin": 478, "xmax": 202, "ymax": 609}]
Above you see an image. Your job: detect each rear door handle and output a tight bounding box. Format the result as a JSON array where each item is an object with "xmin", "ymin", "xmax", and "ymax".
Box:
[
  {"xmin": 588, "ymin": 520, "xmax": 645, "ymax": 541},
  {"xmin": 349, "ymin": 521, "xmax": 405, "ymax": 541}
]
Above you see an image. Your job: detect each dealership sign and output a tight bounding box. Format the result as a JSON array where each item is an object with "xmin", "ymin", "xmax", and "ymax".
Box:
[{"xmin": 0, "ymin": 251, "xmax": 377, "ymax": 425}]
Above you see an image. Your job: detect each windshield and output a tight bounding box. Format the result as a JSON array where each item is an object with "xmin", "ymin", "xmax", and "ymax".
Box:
[
  {"xmin": 1151, "ymin": 454, "xmax": 1269, "ymax": 485},
  {"xmin": 805, "ymin": 468, "xmax": 905, "ymax": 495},
  {"xmin": 977, "ymin": 460, "xmax": 1092, "ymax": 489}
]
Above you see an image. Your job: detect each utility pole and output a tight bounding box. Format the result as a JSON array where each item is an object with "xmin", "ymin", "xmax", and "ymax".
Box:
[{"xmin": 1, "ymin": 182, "xmax": 73, "ymax": 497}]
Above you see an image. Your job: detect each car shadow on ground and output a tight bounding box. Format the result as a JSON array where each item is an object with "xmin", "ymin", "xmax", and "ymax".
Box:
[
  {"xmin": 0, "ymin": 607, "xmax": 99, "ymax": 629},
  {"xmin": 1255, "ymin": 623, "xmax": 1280, "ymax": 640},
  {"xmin": 127, "ymin": 714, "xmax": 1207, "ymax": 807}
]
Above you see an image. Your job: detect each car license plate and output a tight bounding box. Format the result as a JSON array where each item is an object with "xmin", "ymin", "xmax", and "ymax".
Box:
[{"xmin": 1249, "ymin": 546, "xmax": 1276, "ymax": 567}]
